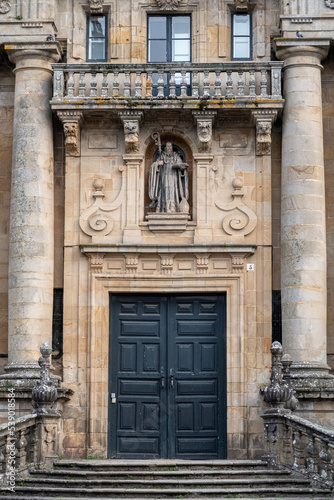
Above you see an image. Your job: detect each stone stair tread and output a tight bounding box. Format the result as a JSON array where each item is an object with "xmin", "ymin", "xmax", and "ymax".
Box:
[
  {"xmin": 31, "ymin": 468, "xmax": 291, "ymax": 476},
  {"xmin": 53, "ymin": 459, "xmax": 268, "ymax": 468},
  {"xmin": 0, "ymin": 497, "xmax": 332, "ymax": 500},
  {"xmin": 21, "ymin": 477, "xmax": 312, "ymax": 485}
]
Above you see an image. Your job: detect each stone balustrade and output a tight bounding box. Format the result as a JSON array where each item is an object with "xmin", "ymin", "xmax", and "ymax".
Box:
[{"xmin": 52, "ymin": 62, "xmax": 283, "ymax": 106}]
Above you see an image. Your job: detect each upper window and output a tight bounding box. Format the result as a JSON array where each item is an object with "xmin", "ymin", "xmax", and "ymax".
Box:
[
  {"xmin": 87, "ymin": 14, "xmax": 107, "ymax": 62},
  {"xmin": 231, "ymin": 13, "xmax": 252, "ymax": 60},
  {"xmin": 147, "ymin": 15, "xmax": 191, "ymax": 63}
]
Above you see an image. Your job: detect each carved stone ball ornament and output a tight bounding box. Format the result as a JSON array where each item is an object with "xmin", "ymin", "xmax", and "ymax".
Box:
[
  {"xmin": 32, "ymin": 343, "xmax": 58, "ymax": 416},
  {"xmin": 325, "ymin": 0, "xmax": 334, "ymax": 8},
  {"xmin": 0, "ymin": 1, "xmax": 11, "ymax": 14},
  {"xmin": 88, "ymin": 0, "xmax": 104, "ymax": 13},
  {"xmin": 155, "ymin": 0, "xmax": 182, "ymax": 10}
]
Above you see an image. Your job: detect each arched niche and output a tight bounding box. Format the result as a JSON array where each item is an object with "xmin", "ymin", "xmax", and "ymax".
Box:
[{"xmin": 144, "ymin": 133, "xmax": 193, "ymax": 220}]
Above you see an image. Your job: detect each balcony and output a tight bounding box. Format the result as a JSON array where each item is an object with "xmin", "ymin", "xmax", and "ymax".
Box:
[{"xmin": 51, "ymin": 62, "xmax": 284, "ymax": 114}]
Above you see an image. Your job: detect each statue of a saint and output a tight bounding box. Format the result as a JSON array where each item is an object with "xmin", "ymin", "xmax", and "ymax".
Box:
[{"xmin": 148, "ymin": 142, "xmax": 189, "ymax": 213}]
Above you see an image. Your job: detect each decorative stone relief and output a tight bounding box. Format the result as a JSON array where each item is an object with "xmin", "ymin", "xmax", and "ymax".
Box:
[
  {"xmin": 215, "ymin": 178, "xmax": 257, "ymax": 236},
  {"xmin": 155, "ymin": 0, "xmax": 182, "ymax": 10},
  {"xmin": 120, "ymin": 111, "xmax": 143, "ymax": 154},
  {"xmin": 57, "ymin": 111, "xmax": 83, "ymax": 157},
  {"xmin": 231, "ymin": 255, "xmax": 245, "ymax": 273},
  {"xmin": 255, "ymin": 120, "xmax": 272, "ymax": 156},
  {"xmin": 233, "ymin": 0, "xmax": 249, "ymax": 11},
  {"xmin": 90, "ymin": 254, "xmax": 104, "ymax": 274},
  {"xmin": 193, "ymin": 111, "xmax": 216, "ymax": 153},
  {"xmin": 31, "ymin": 343, "xmax": 59, "ymax": 416},
  {"xmin": 88, "ymin": 0, "xmax": 104, "ymax": 13},
  {"xmin": 325, "ymin": 0, "xmax": 334, "ymax": 8},
  {"xmin": 0, "ymin": 1, "xmax": 11, "ymax": 14},
  {"xmin": 196, "ymin": 255, "xmax": 210, "ymax": 274},
  {"xmin": 160, "ymin": 254, "xmax": 174, "ymax": 275},
  {"xmin": 79, "ymin": 173, "xmax": 124, "ymax": 238},
  {"xmin": 44, "ymin": 425, "xmax": 57, "ymax": 454},
  {"xmin": 125, "ymin": 255, "xmax": 139, "ymax": 274}
]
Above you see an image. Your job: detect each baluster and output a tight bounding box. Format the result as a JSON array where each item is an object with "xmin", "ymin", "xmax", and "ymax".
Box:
[
  {"xmin": 203, "ymin": 70, "xmax": 210, "ymax": 97},
  {"xmin": 192, "ymin": 71, "xmax": 199, "ymax": 98},
  {"xmin": 16, "ymin": 430, "xmax": 27, "ymax": 468},
  {"xmin": 27, "ymin": 425, "xmax": 38, "ymax": 464},
  {"xmin": 237, "ymin": 70, "xmax": 245, "ymax": 96},
  {"xmin": 271, "ymin": 67, "xmax": 282, "ymax": 97},
  {"xmin": 101, "ymin": 70, "xmax": 108, "ymax": 98},
  {"xmin": 319, "ymin": 441, "xmax": 333, "ymax": 482},
  {"xmin": 112, "ymin": 70, "xmax": 119, "ymax": 97},
  {"xmin": 124, "ymin": 70, "xmax": 131, "ymax": 98},
  {"xmin": 226, "ymin": 69, "xmax": 233, "ymax": 97},
  {"xmin": 260, "ymin": 69, "xmax": 268, "ymax": 97},
  {"xmin": 249, "ymin": 69, "xmax": 256, "ymax": 97},
  {"xmin": 90, "ymin": 71, "xmax": 97, "ymax": 98},
  {"xmin": 157, "ymin": 70, "xmax": 164, "ymax": 98},
  {"xmin": 135, "ymin": 70, "xmax": 142, "ymax": 98},
  {"xmin": 78, "ymin": 71, "xmax": 86, "ymax": 98},
  {"xmin": 53, "ymin": 70, "xmax": 64, "ymax": 100},
  {"xmin": 146, "ymin": 70, "xmax": 153, "ymax": 97},
  {"xmin": 283, "ymin": 424, "xmax": 292, "ymax": 466},
  {"xmin": 305, "ymin": 434, "xmax": 318, "ymax": 474},
  {"xmin": 67, "ymin": 71, "xmax": 74, "ymax": 98},
  {"xmin": 215, "ymin": 71, "xmax": 222, "ymax": 98},
  {"xmin": 180, "ymin": 70, "xmax": 187, "ymax": 97},
  {"xmin": 292, "ymin": 430, "xmax": 306, "ymax": 471},
  {"xmin": 169, "ymin": 70, "xmax": 176, "ymax": 98}
]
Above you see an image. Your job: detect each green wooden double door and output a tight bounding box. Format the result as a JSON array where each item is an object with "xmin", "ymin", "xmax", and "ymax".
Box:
[{"xmin": 108, "ymin": 294, "xmax": 227, "ymax": 459}]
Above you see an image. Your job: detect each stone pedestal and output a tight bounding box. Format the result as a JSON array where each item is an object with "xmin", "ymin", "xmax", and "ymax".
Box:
[
  {"xmin": 276, "ymin": 39, "xmax": 334, "ymax": 395},
  {"xmin": 1, "ymin": 43, "xmax": 61, "ymax": 382}
]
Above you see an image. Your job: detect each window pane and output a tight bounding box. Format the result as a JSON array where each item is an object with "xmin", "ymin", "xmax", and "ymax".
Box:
[
  {"xmin": 89, "ymin": 16, "xmax": 105, "ymax": 37},
  {"xmin": 172, "ymin": 16, "xmax": 190, "ymax": 39},
  {"xmin": 89, "ymin": 39, "xmax": 105, "ymax": 60},
  {"xmin": 233, "ymin": 14, "xmax": 250, "ymax": 36},
  {"xmin": 149, "ymin": 16, "xmax": 167, "ymax": 39},
  {"xmin": 233, "ymin": 37, "xmax": 250, "ymax": 59},
  {"xmin": 172, "ymin": 39, "xmax": 190, "ymax": 62},
  {"xmin": 148, "ymin": 40, "xmax": 167, "ymax": 62}
]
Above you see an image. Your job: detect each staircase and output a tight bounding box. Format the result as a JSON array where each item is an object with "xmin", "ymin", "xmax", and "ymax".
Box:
[{"xmin": 2, "ymin": 459, "xmax": 332, "ymax": 499}]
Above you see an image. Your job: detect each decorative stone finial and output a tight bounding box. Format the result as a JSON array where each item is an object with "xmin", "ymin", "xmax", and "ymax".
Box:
[
  {"xmin": 32, "ymin": 343, "xmax": 58, "ymax": 416},
  {"xmin": 263, "ymin": 341, "xmax": 293, "ymax": 408}
]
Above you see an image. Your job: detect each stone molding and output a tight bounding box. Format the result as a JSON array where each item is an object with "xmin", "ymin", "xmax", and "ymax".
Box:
[
  {"xmin": 193, "ymin": 111, "xmax": 216, "ymax": 153},
  {"xmin": 215, "ymin": 177, "xmax": 257, "ymax": 237},
  {"xmin": 0, "ymin": 1, "xmax": 11, "ymax": 14},
  {"xmin": 79, "ymin": 174, "xmax": 124, "ymax": 238},
  {"xmin": 82, "ymin": 244, "xmax": 256, "ymax": 276},
  {"xmin": 119, "ymin": 111, "xmax": 143, "ymax": 154},
  {"xmin": 57, "ymin": 111, "xmax": 83, "ymax": 157}
]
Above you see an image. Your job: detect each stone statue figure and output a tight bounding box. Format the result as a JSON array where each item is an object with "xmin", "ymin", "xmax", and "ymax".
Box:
[{"xmin": 148, "ymin": 142, "xmax": 189, "ymax": 213}]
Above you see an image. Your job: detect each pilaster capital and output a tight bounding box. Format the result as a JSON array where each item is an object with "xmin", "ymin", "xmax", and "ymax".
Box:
[
  {"xmin": 119, "ymin": 111, "xmax": 143, "ymax": 154},
  {"xmin": 193, "ymin": 111, "xmax": 217, "ymax": 153},
  {"xmin": 57, "ymin": 111, "xmax": 83, "ymax": 157},
  {"xmin": 5, "ymin": 42, "xmax": 61, "ymax": 73},
  {"xmin": 252, "ymin": 111, "xmax": 277, "ymax": 157},
  {"xmin": 274, "ymin": 39, "xmax": 330, "ymax": 68}
]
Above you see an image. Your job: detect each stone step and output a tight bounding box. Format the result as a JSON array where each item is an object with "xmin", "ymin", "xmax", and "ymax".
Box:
[
  {"xmin": 0, "ymin": 497, "xmax": 332, "ymax": 500},
  {"xmin": 2, "ymin": 485, "xmax": 331, "ymax": 498},
  {"xmin": 30, "ymin": 467, "xmax": 293, "ymax": 479}
]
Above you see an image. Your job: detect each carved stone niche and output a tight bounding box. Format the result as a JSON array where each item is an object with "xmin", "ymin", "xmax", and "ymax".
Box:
[{"xmin": 145, "ymin": 133, "xmax": 193, "ymax": 233}]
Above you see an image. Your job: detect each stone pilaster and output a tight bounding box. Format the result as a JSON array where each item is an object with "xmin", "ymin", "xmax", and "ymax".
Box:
[
  {"xmin": 276, "ymin": 39, "xmax": 334, "ymax": 392},
  {"xmin": 3, "ymin": 43, "xmax": 61, "ymax": 380},
  {"xmin": 193, "ymin": 153, "xmax": 214, "ymax": 243},
  {"xmin": 122, "ymin": 154, "xmax": 144, "ymax": 243}
]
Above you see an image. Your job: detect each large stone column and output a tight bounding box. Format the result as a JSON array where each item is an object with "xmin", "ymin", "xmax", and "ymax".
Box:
[
  {"xmin": 3, "ymin": 43, "xmax": 61, "ymax": 379},
  {"xmin": 276, "ymin": 40, "xmax": 332, "ymax": 382}
]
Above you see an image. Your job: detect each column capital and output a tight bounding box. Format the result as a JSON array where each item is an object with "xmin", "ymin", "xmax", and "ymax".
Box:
[
  {"xmin": 5, "ymin": 41, "xmax": 62, "ymax": 73},
  {"xmin": 274, "ymin": 39, "xmax": 330, "ymax": 68}
]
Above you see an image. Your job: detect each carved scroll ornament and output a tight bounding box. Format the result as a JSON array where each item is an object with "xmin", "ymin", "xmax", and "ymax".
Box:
[
  {"xmin": 79, "ymin": 173, "xmax": 124, "ymax": 238},
  {"xmin": 0, "ymin": 1, "xmax": 11, "ymax": 14},
  {"xmin": 88, "ymin": 0, "xmax": 104, "ymax": 13},
  {"xmin": 325, "ymin": 0, "xmax": 334, "ymax": 8},
  {"xmin": 215, "ymin": 177, "xmax": 257, "ymax": 236},
  {"xmin": 155, "ymin": 0, "xmax": 182, "ymax": 10}
]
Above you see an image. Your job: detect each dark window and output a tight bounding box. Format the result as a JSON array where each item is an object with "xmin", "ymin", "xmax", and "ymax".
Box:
[
  {"xmin": 87, "ymin": 14, "xmax": 107, "ymax": 62},
  {"xmin": 231, "ymin": 13, "xmax": 252, "ymax": 60},
  {"xmin": 52, "ymin": 288, "xmax": 63, "ymax": 360},
  {"xmin": 272, "ymin": 290, "xmax": 282, "ymax": 344},
  {"xmin": 148, "ymin": 15, "xmax": 191, "ymax": 96}
]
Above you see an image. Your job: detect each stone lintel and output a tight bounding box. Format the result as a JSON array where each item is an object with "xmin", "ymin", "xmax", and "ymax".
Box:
[{"xmin": 80, "ymin": 244, "xmax": 257, "ymax": 255}]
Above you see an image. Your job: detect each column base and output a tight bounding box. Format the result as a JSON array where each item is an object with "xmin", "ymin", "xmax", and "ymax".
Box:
[{"xmin": 290, "ymin": 361, "xmax": 334, "ymax": 398}]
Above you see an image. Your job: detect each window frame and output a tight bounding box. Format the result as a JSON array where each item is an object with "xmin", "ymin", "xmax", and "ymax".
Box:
[
  {"xmin": 231, "ymin": 12, "xmax": 252, "ymax": 61},
  {"xmin": 147, "ymin": 14, "xmax": 192, "ymax": 64},
  {"xmin": 86, "ymin": 13, "xmax": 108, "ymax": 63}
]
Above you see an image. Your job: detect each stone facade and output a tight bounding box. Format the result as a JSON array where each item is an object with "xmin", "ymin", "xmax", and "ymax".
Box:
[{"xmin": 0, "ymin": 0, "xmax": 333, "ymax": 460}]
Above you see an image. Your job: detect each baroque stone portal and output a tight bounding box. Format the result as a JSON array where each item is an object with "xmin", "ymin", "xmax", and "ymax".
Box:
[{"xmin": 148, "ymin": 138, "xmax": 189, "ymax": 214}]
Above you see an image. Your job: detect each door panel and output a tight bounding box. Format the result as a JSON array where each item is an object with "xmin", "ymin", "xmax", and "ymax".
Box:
[{"xmin": 109, "ymin": 294, "xmax": 226, "ymax": 459}]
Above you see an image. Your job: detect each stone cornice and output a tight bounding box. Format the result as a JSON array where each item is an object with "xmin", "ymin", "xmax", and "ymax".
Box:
[{"xmin": 80, "ymin": 244, "xmax": 257, "ymax": 255}]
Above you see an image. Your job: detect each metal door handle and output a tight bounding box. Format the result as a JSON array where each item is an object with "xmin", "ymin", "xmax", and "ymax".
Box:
[
  {"xmin": 170, "ymin": 375, "xmax": 174, "ymax": 389},
  {"xmin": 161, "ymin": 374, "xmax": 165, "ymax": 388}
]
